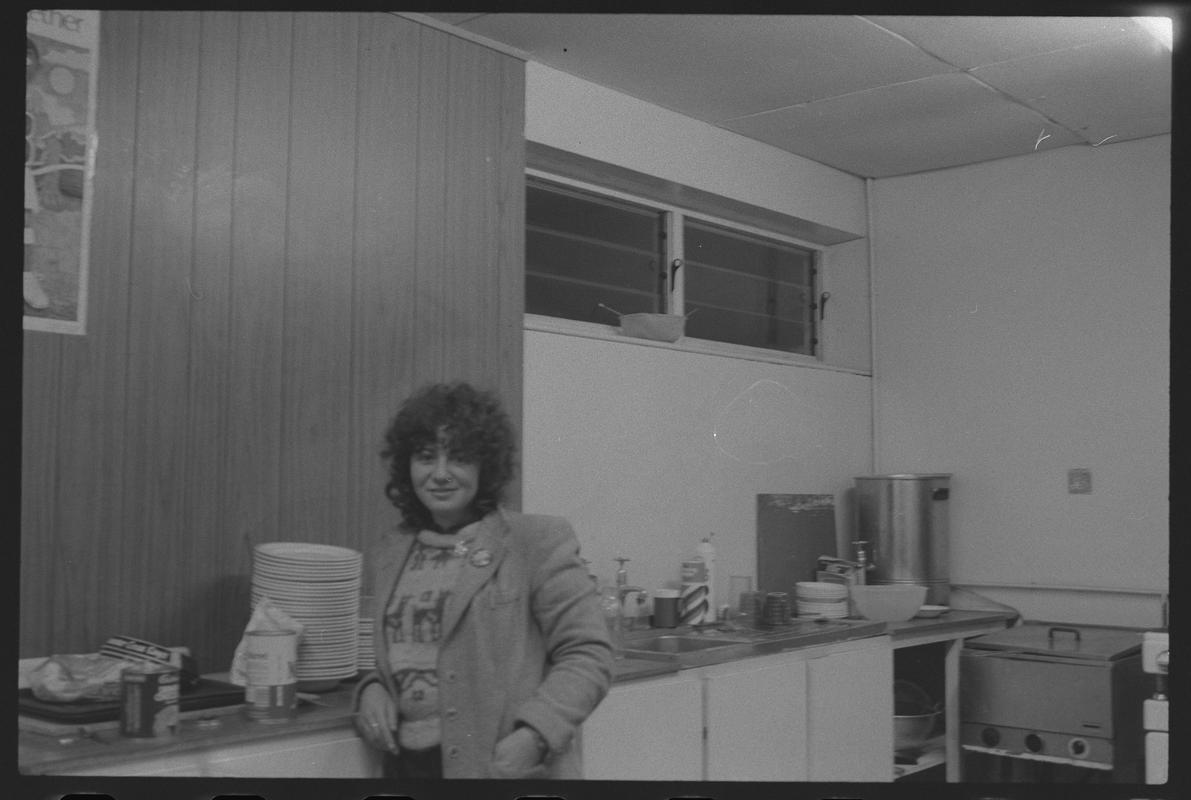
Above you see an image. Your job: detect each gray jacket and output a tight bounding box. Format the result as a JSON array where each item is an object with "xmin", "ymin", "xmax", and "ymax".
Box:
[{"xmin": 356, "ymin": 508, "xmax": 614, "ymax": 778}]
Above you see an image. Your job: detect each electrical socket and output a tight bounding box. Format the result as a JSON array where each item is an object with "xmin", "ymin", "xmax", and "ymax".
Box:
[{"xmin": 1067, "ymin": 468, "xmax": 1092, "ymax": 494}]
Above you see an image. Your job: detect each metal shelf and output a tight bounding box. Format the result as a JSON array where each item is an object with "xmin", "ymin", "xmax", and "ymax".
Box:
[{"xmin": 894, "ymin": 736, "xmax": 947, "ymax": 780}]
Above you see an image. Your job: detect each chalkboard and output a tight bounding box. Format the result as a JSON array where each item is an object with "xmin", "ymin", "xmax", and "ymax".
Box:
[{"xmin": 756, "ymin": 494, "xmax": 838, "ymax": 596}]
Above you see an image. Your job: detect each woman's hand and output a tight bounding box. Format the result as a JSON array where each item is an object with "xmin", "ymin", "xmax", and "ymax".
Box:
[
  {"xmin": 354, "ymin": 681, "xmax": 398, "ymax": 753},
  {"xmin": 490, "ymin": 725, "xmax": 548, "ymax": 777}
]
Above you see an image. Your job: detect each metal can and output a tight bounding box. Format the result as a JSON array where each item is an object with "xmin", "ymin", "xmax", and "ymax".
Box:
[
  {"xmin": 761, "ymin": 591, "xmax": 791, "ymax": 628},
  {"xmin": 244, "ymin": 629, "xmax": 298, "ymax": 723},
  {"xmin": 120, "ymin": 664, "xmax": 180, "ymax": 737}
]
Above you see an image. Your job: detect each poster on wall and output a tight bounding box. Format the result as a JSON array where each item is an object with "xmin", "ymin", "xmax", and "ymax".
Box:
[{"xmin": 25, "ymin": 9, "xmax": 99, "ymax": 335}]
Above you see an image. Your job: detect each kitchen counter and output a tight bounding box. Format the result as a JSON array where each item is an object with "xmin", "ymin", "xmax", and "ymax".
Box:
[
  {"xmin": 886, "ymin": 608, "xmax": 1014, "ymax": 644},
  {"xmin": 616, "ymin": 616, "xmax": 889, "ymax": 677},
  {"xmin": 610, "ymin": 609, "xmax": 1013, "ymax": 680},
  {"xmin": 19, "ymin": 679, "xmax": 363, "ymax": 776},
  {"xmin": 19, "ymin": 610, "xmax": 1013, "ymax": 776}
]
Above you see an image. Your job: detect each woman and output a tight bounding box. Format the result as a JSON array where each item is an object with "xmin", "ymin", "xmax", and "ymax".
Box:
[{"xmin": 353, "ymin": 381, "xmax": 613, "ymax": 779}]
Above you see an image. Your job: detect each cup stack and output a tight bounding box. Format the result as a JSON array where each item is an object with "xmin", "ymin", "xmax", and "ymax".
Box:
[{"xmin": 794, "ymin": 581, "xmax": 849, "ymax": 619}]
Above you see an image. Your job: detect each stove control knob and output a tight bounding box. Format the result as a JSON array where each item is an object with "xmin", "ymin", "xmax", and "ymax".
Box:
[
  {"xmin": 980, "ymin": 727, "xmax": 1000, "ymax": 747},
  {"xmin": 1025, "ymin": 733, "xmax": 1044, "ymax": 753},
  {"xmin": 1068, "ymin": 738, "xmax": 1088, "ymax": 758}
]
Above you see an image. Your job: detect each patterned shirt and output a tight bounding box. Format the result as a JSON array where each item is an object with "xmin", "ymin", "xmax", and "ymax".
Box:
[{"xmin": 383, "ymin": 534, "xmax": 467, "ymax": 751}]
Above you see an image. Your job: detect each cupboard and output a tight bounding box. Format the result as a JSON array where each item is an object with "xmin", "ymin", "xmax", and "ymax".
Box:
[{"xmin": 582, "ymin": 635, "xmax": 893, "ymax": 781}]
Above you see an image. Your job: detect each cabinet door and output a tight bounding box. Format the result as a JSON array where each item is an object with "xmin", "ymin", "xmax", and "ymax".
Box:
[
  {"xmin": 581, "ymin": 673, "xmax": 703, "ymax": 780},
  {"xmin": 64, "ymin": 729, "xmax": 382, "ymax": 777},
  {"xmin": 704, "ymin": 655, "xmax": 808, "ymax": 781},
  {"xmin": 806, "ymin": 640, "xmax": 893, "ymax": 781},
  {"xmin": 202, "ymin": 729, "xmax": 382, "ymax": 777}
]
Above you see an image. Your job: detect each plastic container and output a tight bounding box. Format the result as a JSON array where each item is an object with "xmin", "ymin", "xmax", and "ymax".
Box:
[
  {"xmin": 620, "ymin": 312, "xmax": 684, "ymax": 342},
  {"xmin": 652, "ymin": 589, "xmax": 680, "ymax": 628}
]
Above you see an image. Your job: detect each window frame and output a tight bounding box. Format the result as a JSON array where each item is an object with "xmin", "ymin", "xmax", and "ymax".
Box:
[{"xmin": 525, "ymin": 167, "xmax": 826, "ymax": 365}]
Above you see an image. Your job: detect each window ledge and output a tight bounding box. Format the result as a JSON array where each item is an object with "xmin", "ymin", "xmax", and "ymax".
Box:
[{"xmin": 524, "ymin": 314, "xmax": 871, "ymax": 376}]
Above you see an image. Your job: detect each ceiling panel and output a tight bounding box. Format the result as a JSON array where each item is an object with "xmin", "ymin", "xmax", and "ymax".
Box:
[
  {"xmin": 971, "ymin": 28, "xmax": 1172, "ymax": 145},
  {"xmin": 862, "ymin": 15, "xmax": 1139, "ymax": 68},
  {"xmin": 721, "ymin": 73, "xmax": 1085, "ymax": 178},
  {"xmin": 452, "ymin": 14, "xmax": 952, "ymax": 120},
  {"xmin": 418, "ymin": 12, "xmax": 1172, "ymax": 178}
]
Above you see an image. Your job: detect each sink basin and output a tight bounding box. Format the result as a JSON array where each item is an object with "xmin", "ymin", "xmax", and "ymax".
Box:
[
  {"xmin": 624, "ymin": 634, "xmax": 751, "ymax": 654},
  {"xmin": 614, "ymin": 620, "xmax": 888, "ymax": 671}
]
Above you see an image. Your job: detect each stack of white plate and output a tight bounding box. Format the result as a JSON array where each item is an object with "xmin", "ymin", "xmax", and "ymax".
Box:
[
  {"xmin": 251, "ymin": 542, "xmax": 362, "ymax": 690},
  {"xmin": 357, "ymin": 615, "xmax": 375, "ymax": 672},
  {"xmin": 794, "ymin": 581, "xmax": 849, "ymax": 619}
]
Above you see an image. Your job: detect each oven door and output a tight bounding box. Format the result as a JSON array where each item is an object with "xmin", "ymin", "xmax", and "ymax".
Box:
[{"xmin": 961, "ymin": 653, "xmax": 1118, "ymax": 736}]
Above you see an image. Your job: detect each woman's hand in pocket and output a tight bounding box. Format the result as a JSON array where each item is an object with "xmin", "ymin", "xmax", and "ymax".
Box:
[{"xmin": 490, "ymin": 725, "xmax": 548, "ymax": 778}]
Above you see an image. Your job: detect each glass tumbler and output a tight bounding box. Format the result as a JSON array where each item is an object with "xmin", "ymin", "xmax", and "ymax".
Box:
[{"xmin": 729, "ymin": 575, "xmax": 754, "ymax": 612}]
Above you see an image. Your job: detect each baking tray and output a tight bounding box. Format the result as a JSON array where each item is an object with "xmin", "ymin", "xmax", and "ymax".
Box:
[{"xmin": 18, "ymin": 677, "xmax": 244, "ymax": 723}]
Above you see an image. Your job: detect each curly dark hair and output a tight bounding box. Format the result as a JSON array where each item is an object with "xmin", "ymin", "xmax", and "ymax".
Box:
[{"xmin": 381, "ymin": 381, "xmax": 517, "ymax": 531}]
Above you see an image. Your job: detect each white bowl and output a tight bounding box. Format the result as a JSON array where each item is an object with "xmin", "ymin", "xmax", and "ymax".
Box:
[
  {"xmin": 849, "ymin": 584, "xmax": 928, "ymax": 622},
  {"xmin": 894, "ymin": 710, "xmax": 941, "ymax": 753}
]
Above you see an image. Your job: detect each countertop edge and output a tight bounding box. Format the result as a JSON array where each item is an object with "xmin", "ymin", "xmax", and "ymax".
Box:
[{"xmin": 20, "ymin": 611, "xmax": 1015, "ymax": 774}]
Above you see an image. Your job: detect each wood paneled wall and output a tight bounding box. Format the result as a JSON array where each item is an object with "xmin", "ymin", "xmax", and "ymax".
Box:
[{"xmin": 20, "ymin": 11, "xmax": 525, "ymax": 671}]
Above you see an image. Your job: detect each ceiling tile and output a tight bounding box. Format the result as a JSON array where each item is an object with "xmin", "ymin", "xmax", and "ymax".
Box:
[
  {"xmin": 721, "ymin": 73, "xmax": 1085, "ymax": 178},
  {"xmin": 418, "ymin": 12, "xmax": 1171, "ymax": 177},
  {"xmin": 971, "ymin": 28, "xmax": 1171, "ymax": 145},
  {"xmin": 862, "ymin": 15, "xmax": 1138, "ymax": 69},
  {"xmin": 423, "ymin": 12, "xmax": 486, "ymax": 26},
  {"xmin": 450, "ymin": 14, "xmax": 952, "ymax": 119}
]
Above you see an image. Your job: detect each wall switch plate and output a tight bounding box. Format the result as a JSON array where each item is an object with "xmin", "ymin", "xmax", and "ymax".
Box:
[{"xmin": 1067, "ymin": 468, "xmax": 1093, "ymax": 494}]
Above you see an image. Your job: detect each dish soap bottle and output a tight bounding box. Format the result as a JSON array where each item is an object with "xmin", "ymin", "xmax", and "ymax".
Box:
[
  {"xmin": 680, "ymin": 534, "xmax": 717, "ymax": 626},
  {"xmin": 699, "ymin": 533, "xmax": 717, "ymax": 620}
]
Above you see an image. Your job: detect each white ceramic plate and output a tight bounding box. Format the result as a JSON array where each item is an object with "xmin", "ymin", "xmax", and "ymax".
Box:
[
  {"xmin": 914, "ymin": 605, "xmax": 951, "ymax": 619},
  {"xmin": 794, "ymin": 581, "xmax": 849, "ymax": 599},
  {"xmin": 256, "ymin": 542, "xmax": 362, "ymax": 562}
]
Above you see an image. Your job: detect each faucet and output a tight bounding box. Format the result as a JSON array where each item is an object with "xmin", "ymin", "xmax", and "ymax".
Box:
[
  {"xmin": 817, "ymin": 541, "xmax": 876, "ymax": 586},
  {"xmin": 613, "ymin": 558, "xmax": 650, "ymax": 630},
  {"xmin": 851, "ymin": 540, "xmax": 875, "ymax": 585}
]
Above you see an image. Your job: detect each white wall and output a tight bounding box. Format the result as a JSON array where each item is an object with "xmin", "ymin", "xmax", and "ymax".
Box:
[
  {"xmin": 525, "ymin": 62, "xmax": 868, "ymax": 236},
  {"xmin": 521, "ymin": 61, "xmax": 1169, "ymax": 628},
  {"xmin": 523, "ymin": 332, "xmax": 872, "ymax": 605},
  {"xmin": 521, "ymin": 64, "xmax": 874, "ymax": 603},
  {"xmin": 869, "ymin": 136, "xmax": 1170, "ymax": 628}
]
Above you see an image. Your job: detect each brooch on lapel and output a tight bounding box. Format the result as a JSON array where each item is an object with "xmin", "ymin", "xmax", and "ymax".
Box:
[{"xmin": 469, "ymin": 548, "xmax": 493, "ymax": 567}]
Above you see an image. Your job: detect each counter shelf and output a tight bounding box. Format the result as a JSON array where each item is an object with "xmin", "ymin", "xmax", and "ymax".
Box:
[{"xmin": 19, "ymin": 610, "xmax": 1012, "ymax": 778}]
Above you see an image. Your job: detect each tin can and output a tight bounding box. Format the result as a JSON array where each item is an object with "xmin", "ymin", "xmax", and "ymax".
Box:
[
  {"xmin": 120, "ymin": 664, "xmax": 180, "ymax": 737},
  {"xmin": 244, "ymin": 629, "xmax": 298, "ymax": 723},
  {"xmin": 761, "ymin": 591, "xmax": 791, "ymax": 628}
]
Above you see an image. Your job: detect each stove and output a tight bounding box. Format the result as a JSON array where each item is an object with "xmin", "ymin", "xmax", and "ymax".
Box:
[
  {"xmin": 1142, "ymin": 630, "xmax": 1169, "ymax": 785},
  {"xmin": 959, "ymin": 622, "xmax": 1146, "ymax": 781}
]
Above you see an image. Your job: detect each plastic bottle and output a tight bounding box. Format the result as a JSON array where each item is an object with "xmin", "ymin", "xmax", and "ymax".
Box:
[
  {"xmin": 680, "ymin": 534, "xmax": 717, "ymax": 626},
  {"xmin": 599, "ymin": 583, "xmax": 624, "ymax": 659},
  {"xmin": 698, "ymin": 534, "xmax": 717, "ymax": 618}
]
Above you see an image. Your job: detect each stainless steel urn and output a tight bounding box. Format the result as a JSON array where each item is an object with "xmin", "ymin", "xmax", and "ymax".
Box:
[{"xmin": 854, "ymin": 474, "xmax": 951, "ymax": 605}]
